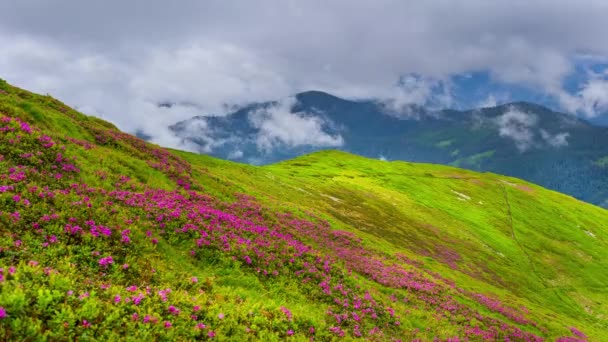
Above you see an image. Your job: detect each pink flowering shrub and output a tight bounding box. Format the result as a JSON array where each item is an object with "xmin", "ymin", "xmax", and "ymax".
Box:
[{"xmin": 0, "ymin": 84, "xmax": 585, "ymax": 341}]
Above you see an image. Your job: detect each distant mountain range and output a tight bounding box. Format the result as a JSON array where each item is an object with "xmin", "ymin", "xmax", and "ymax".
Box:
[{"xmin": 169, "ymin": 91, "xmax": 608, "ymax": 207}]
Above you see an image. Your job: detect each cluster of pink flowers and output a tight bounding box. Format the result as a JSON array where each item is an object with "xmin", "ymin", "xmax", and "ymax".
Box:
[
  {"xmin": 157, "ymin": 288, "xmax": 172, "ymax": 302},
  {"xmin": 20, "ymin": 121, "xmax": 32, "ymax": 134},
  {"xmin": 98, "ymin": 256, "xmax": 114, "ymax": 268},
  {"xmin": 168, "ymin": 305, "xmax": 181, "ymax": 316},
  {"xmin": 120, "ymin": 229, "xmax": 131, "ymax": 244},
  {"xmin": 280, "ymin": 306, "xmax": 293, "ymax": 321},
  {"xmin": 570, "ymin": 327, "xmax": 587, "ymax": 339}
]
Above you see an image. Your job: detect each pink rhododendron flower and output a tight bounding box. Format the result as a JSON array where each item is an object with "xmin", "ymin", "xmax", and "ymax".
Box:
[
  {"xmin": 168, "ymin": 305, "xmax": 180, "ymax": 315},
  {"xmin": 98, "ymin": 256, "xmax": 114, "ymax": 268}
]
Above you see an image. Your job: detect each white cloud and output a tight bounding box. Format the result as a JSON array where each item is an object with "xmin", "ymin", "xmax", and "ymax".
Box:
[
  {"xmin": 173, "ymin": 118, "xmax": 214, "ymax": 153},
  {"xmin": 129, "ymin": 43, "xmax": 290, "ymax": 115},
  {"xmin": 0, "ymin": 35, "xmax": 292, "ymax": 151},
  {"xmin": 227, "ymin": 149, "xmax": 244, "ymax": 160},
  {"xmin": 1, "ymin": 0, "xmax": 608, "ymax": 147},
  {"xmin": 540, "ymin": 129, "xmax": 569, "ymax": 147},
  {"xmin": 495, "ymin": 108, "xmax": 538, "ymax": 152},
  {"xmin": 490, "ymin": 43, "xmax": 572, "ymax": 94},
  {"xmin": 171, "ymin": 117, "xmax": 245, "ymax": 154},
  {"xmin": 248, "ymin": 97, "xmax": 343, "ymax": 152},
  {"xmin": 378, "ymin": 75, "xmax": 453, "ymax": 118},
  {"xmin": 477, "ymin": 94, "xmax": 498, "ymax": 108},
  {"xmin": 476, "ymin": 92, "xmax": 513, "ymax": 109},
  {"xmin": 558, "ymin": 78, "xmax": 608, "ymax": 117}
]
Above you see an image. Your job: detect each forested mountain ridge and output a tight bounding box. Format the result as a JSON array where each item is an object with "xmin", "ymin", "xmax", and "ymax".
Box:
[{"xmin": 171, "ymin": 91, "xmax": 608, "ymax": 207}]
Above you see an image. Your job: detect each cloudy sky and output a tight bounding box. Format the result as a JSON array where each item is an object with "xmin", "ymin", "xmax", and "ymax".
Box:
[{"xmin": 1, "ymin": 0, "xmax": 608, "ymax": 149}]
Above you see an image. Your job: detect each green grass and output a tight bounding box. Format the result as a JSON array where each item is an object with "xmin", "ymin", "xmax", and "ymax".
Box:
[
  {"xmin": 1, "ymin": 79, "xmax": 607, "ymax": 340},
  {"xmin": 177, "ymin": 149, "xmax": 608, "ymax": 338}
]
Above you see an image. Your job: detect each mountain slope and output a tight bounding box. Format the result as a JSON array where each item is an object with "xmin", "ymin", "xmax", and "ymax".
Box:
[
  {"xmin": 170, "ymin": 92, "xmax": 608, "ymax": 208},
  {"xmin": 176, "ymin": 149, "xmax": 608, "ymax": 338},
  {"xmin": 0, "ymin": 79, "xmax": 606, "ymax": 341}
]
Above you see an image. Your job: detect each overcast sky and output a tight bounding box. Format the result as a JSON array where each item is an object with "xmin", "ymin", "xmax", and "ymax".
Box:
[{"xmin": 1, "ymin": 0, "xmax": 608, "ymax": 148}]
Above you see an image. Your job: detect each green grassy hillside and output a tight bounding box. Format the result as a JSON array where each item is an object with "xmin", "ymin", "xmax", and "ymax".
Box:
[{"xmin": 0, "ymin": 79, "xmax": 606, "ymax": 341}]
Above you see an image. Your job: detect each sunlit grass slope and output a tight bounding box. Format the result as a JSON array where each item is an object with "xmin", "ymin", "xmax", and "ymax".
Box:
[
  {"xmin": 177, "ymin": 150, "xmax": 608, "ymax": 340},
  {"xmin": 0, "ymin": 78, "xmax": 605, "ymax": 341}
]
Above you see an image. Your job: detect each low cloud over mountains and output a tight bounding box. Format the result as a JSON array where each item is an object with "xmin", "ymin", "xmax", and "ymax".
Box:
[{"xmin": 1, "ymin": 1, "xmax": 608, "ymax": 149}]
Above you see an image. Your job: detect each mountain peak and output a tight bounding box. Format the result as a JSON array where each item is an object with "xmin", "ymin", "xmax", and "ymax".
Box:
[{"xmin": 294, "ymin": 90, "xmax": 355, "ymax": 106}]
